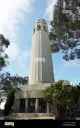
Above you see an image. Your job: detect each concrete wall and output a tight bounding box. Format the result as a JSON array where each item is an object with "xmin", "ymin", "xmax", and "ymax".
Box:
[
  {"xmin": 15, "ymin": 90, "xmax": 44, "ymax": 99},
  {"xmin": 21, "ymin": 83, "xmax": 50, "ymax": 91},
  {"xmin": 15, "ymin": 83, "xmax": 51, "ymax": 99}
]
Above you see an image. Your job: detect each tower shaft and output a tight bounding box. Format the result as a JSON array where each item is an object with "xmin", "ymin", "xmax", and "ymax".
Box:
[{"xmin": 29, "ymin": 19, "xmax": 54, "ymax": 84}]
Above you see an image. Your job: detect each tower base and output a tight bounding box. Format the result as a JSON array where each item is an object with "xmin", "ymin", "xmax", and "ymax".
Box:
[{"xmin": 13, "ymin": 83, "xmax": 57, "ymax": 117}]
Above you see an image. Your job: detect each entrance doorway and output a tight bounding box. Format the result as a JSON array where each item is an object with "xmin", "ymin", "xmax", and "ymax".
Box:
[
  {"xmin": 28, "ymin": 98, "xmax": 35, "ymax": 113},
  {"xmin": 20, "ymin": 99, "xmax": 25, "ymax": 113},
  {"xmin": 39, "ymin": 98, "xmax": 46, "ymax": 113}
]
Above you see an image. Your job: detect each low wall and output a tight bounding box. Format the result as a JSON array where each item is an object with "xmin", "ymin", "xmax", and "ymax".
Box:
[{"xmin": 10, "ymin": 113, "xmax": 55, "ymax": 118}]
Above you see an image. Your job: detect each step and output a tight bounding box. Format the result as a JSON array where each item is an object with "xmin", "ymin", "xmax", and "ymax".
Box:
[{"xmin": 8, "ymin": 113, "xmax": 55, "ymax": 119}]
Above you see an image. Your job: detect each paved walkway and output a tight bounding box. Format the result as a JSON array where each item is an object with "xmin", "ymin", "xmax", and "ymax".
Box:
[{"xmin": 10, "ymin": 117, "xmax": 55, "ymax": 120}]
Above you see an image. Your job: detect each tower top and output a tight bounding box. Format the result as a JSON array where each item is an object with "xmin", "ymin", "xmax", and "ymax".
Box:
[
  {"xmin": 36, "ymin": 18, "xmax": 47, "ymax": 23},
  {"xmin": 33, "ymin": 18, "xmax": 48, "ymax": 31},
  {"xmin": 35, "ymin": 18, "xmax": 47, "ymax": 25}
]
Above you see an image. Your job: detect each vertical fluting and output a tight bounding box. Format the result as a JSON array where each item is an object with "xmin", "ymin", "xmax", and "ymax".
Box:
[{"xmin": 29, "ymin": 19, "xmax": 54, "ymax": 84}]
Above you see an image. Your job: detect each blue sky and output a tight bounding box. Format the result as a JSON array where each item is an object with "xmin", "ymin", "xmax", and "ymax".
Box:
[{"xmin": 0, "ymin": 0, "xmax": 80, "ymax": 86}]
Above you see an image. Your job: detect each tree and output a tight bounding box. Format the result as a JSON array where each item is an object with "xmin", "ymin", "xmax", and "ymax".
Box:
[
  {"xmin": 0, "ymin": 72, "xmax": 28, "ymax": 103},
  {"xmin": 0, "ymin": 34, "xmax": 28, "ymax": 104},
  {"xmin": 50, "ymin": 0, "xmax": 80, "ymax": 61},
  {"xmin": 3, "ymin": 89, "xmax": 15, "ymax": 116},
  {"xmin": 44, "ymin": 80, "xmax": 73, "ymax": 117},
  {"xmin": 0, "ymin": 34, "xmax": 10, "ymax": 70},
  {"xmin": 73, "ymin": 84, "xmax": 80, "ymax": 110},
  {"xmin": 0, "ymin": 34, "xmax": 10, "ymax": 103}
]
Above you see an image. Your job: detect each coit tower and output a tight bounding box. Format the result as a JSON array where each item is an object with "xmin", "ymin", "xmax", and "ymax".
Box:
[{"xmin": 29, "ymin": 19, "xmax": 54, "ymax": 84}]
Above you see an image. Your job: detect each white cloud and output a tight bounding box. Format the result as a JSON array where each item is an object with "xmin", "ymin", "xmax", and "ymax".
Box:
[
  {"xmin": 19, "ymin": 50, "xmax": 31, "ymax": 62},
  {"xmin": 70, "ymin": 81, "xmax": 74, "ymax": 85},
  {"xmin": 63, "ymin": 60, "xmax": 80, "ymax": 68},
  {"xmin": 0, "ymin": 0, "xmax": 33, "ymax": 37},
  {"xmin": 5, "ymin": 44, "xmax": 31, "ymax": 61},
  {"xmin": 44, "ymin": 0, "xmax": 57, "ymax": 21},
  {"xmin": 5, "ymin": 43, "xmax": 21, "ymax": 60},
  {"xmin": 0, "ymin": 0, "xmax": 33, "ymax": 60},
  {"xmin": 43, "ymin": 0, "xmax": 57, "ymax": 31},
  {"xmin": 5, "ymin": 48, "xmax": 31, "ymax": 71},
  {"xmin": 17, "ymin": 49, "xmax": 31, "ymax": 70}
]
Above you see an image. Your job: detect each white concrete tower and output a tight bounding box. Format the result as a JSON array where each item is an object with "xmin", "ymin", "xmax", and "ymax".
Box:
[{"xmin": 29, "ymin": 19, "xmax": 54, "ymax": 84}]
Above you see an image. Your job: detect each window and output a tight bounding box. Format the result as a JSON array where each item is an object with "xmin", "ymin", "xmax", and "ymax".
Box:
[
  {"xmin": 33, "ymin": 28, "xmax": 35, "ymax": 34},
  {"xmin": 43, "ymin": 21, "xmax": 46, "ymax": 24},
  {"xmin": 43, "ymin": 20, "xmax": 46, "ymax": 24},
  {"xmin": 43, "ymin": 25, "xmax": 47, "ymax": 32},
  {"xmin": 37, "ymin": 21, "xmax": 41, "ymax": 24},
  {"xmin": 37, "ymin": 25, "xmax": 41, "ymax": 31},
  {"xmin": 37, "ymin": 20, "xmax": 41, "ymax": 24}
]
